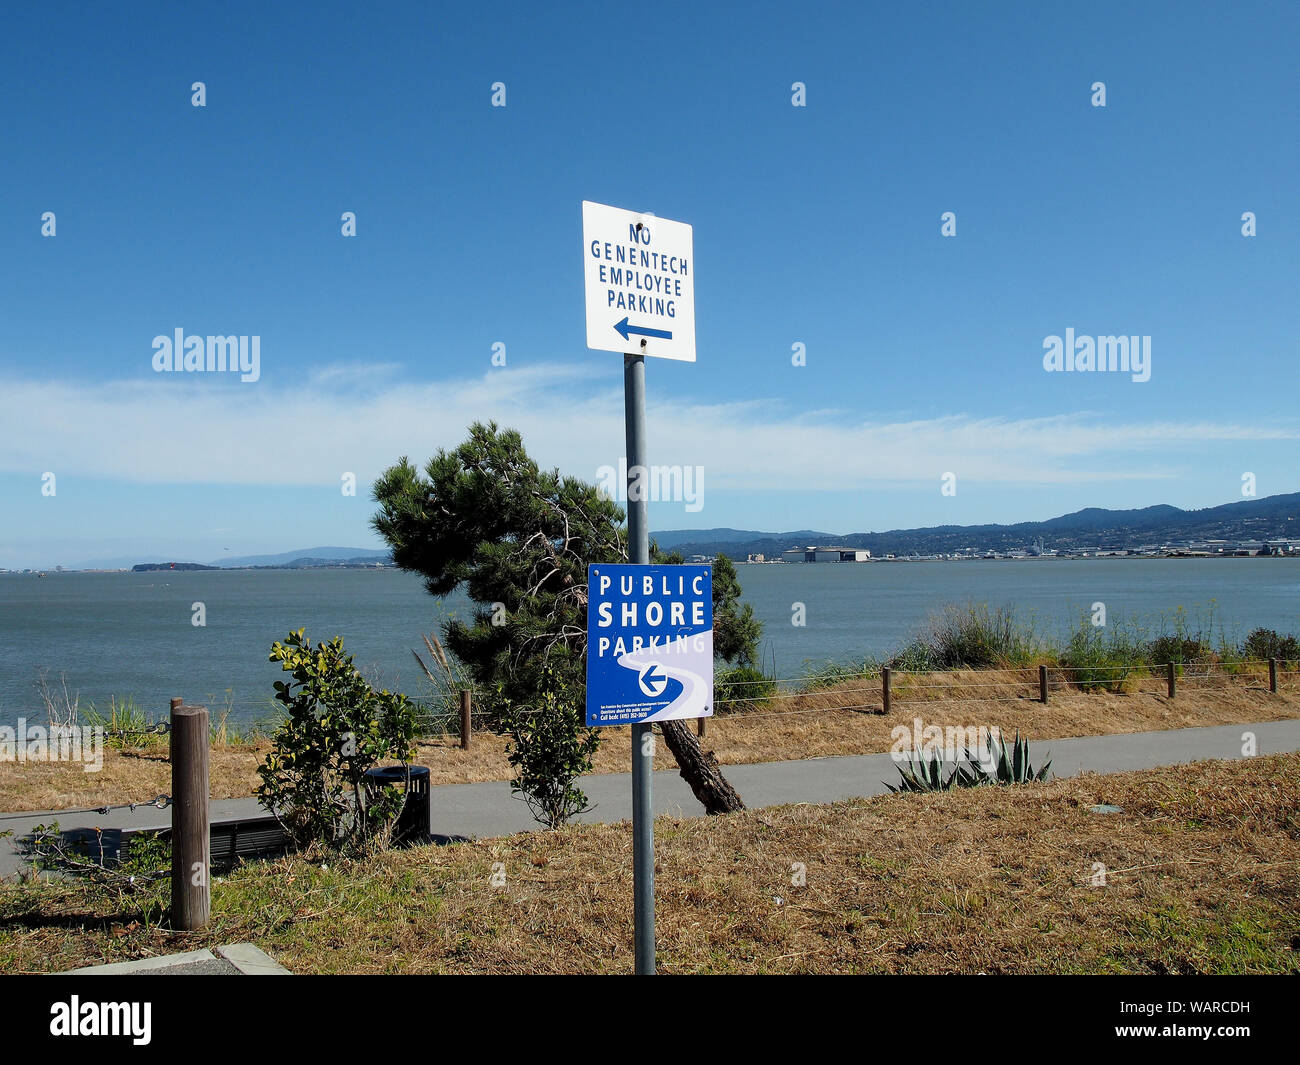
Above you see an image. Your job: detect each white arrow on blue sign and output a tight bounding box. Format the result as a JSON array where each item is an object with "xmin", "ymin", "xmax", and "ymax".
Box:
[{"xmin": 586, "ymin": 563, "xmax": 713, "ymax": 726}]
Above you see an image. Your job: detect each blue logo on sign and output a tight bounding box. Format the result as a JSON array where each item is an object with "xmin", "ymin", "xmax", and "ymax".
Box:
[{"xmin": 638, "ymin": 664, "xmax": 668, "ymax": 697}]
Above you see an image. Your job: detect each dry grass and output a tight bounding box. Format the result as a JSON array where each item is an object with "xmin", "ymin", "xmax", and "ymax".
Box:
[
  {"xmin": 0, "ymin": 744, "xmax": 264, "ymax": 813},
  {"xmin": 698, "ymin": 672, "xmax": 1300, "ymax": 767},
  {"xmin": 2, "ymin": 753, "xmax": 1297, "ymax": 974},
  {"xmin": 2, "ymin": 674, "xmax": 1297, "ymax": 813}
]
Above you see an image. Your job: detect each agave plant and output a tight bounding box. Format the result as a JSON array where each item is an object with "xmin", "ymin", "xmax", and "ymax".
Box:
[
  {"xmin": 964, "ymin": 730, "xmax": 1051, "ymax": 785},
  {"xmin": 886, "ymin": 751, "xmax": 983, "ymax": 793},
  {"xmin": 888, "ymin": 731, "xmax": 1051, "ymax": 793}
]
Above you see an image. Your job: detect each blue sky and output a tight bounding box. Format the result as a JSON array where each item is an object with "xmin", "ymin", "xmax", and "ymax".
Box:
[{"xmin": 1, "ymin": 1, "xmax": 1296, "ymax": 568}]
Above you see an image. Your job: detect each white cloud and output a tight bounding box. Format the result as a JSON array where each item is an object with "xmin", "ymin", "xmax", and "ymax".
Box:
[
  {"xmin": 307, "ymin": 360, "xmax": 404, "ymax": 387},
  {"xmin": 0, "ymin": 365, "xmax": 1294, "ymax": 492}
]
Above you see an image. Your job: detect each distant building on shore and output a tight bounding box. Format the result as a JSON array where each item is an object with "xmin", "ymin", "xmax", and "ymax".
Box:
[{"xmin": 781, "ymin": 546, "xmax": 871, "ymax": 563}]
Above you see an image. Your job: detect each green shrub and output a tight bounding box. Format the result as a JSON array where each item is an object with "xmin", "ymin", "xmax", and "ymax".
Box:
[
  {"xmin": 494, "ymin": 669, "xmax": 598, "ymax": 829},
  {"xmin": 257, "ymin": 630, "xmax": 419, "ymax": 856},
  {"xmin": 891, "ymin": 603, "xmax": 1038, "ymax": 670},
  {"xmin": 20, "ymin": 823, "xmax": 170, "ymax": 918},
  {"xmin": 83, "ymin": 697, "xmax": 167, "ymax": 750},
  {"xmin": 886, "ymin": 639, "xmax": 936, "ymax": 672},
  {"xmin": 824, "ymin": 601, "xmax": 1295, "ymax": 695},
  {"xmin": 715, "ymin": 665, "xmax": 778, "ymax": 712},
  {"xmin": 1242, "ymin": 628, "xmax": 1300, "ymax": 667},
  {"xmin": 798, "ymin": 659, "xmax": 877, "ymax": 693},
  {"xmin": 1059, "ymin": 616, "xmax": 1149, "ymax": 692},
  {"xmin": 1146, "ymin": 634, "xmax": 1214, "ymax": 667}
]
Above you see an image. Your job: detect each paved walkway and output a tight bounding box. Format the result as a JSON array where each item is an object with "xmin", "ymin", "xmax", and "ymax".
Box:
[
  {"xmin": 3, "ymin": 718, "xmax": 1297, "ymax": 879},
  {"xmin": 66, "ymin": 943, "xmax": 290, "ymax": 975}
]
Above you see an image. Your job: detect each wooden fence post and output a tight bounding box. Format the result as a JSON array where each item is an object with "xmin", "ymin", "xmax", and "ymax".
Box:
[
  {"xmin": 170, "ymin": 699, "xmax": 210, "ymax": 931},
  {"xmin": 1269, "ymin": 658, "xmax": 1278, "ymax": 693},
  {"xmin": 1166, "ymin": 662, "xmax": 1176, "ymax": 699},
  {"xmin": 460, "ymin": 689, "xmax": 472, "ymax": 750},
  {"xmin": 697, "ymin": 717, "xmax": 706, "ymax": 738},
  {"xmin": 1039, "ymin": 664, "xmax": 1049, "ymax": 704},
  {"xmin": 881, "ymin": 667, "xmax": 892, "ymax": 715}
]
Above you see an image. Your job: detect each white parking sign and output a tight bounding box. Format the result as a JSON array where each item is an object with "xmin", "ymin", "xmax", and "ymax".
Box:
[{"xmin": 582, "ymin": 201, "xmax": 696, "ymax": 362}]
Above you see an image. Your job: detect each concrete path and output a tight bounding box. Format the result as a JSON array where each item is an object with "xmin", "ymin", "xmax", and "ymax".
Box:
[
  {"xmin": 2, "ymin": 718, "xmax": 1296, "ymax": 878},
  {"xmin": 66, "ymin": 943, "xmax": 290, "ymax": 975},
  {"xmin": 426, "ymin": 718, "xmax": 1298, "ymax": 836}
]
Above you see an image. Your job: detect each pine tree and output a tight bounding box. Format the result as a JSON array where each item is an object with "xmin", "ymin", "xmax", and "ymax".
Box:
[{"xmin": 371, "ymin": 422, "xmax": 750, "ymax": 818}]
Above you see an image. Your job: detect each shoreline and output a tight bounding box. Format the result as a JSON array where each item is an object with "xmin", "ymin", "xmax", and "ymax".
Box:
[
  {"xmin": 742, "ymin": 554, "xmax": 1300, "ymax": 564},
  {"xmin": 4, "ymin": 553, "xmax": 1299, "ymax": 575}
]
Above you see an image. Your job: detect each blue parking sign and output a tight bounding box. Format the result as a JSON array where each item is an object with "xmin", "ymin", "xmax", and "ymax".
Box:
[{"xmin": 585, "ymin": 563, "xmax": 713, "ymax": 726}]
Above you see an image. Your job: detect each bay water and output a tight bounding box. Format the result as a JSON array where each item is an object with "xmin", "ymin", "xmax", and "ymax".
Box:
[{"xmin": 1, "ymin": 560, "xmax": 1296, "ymax": 726}]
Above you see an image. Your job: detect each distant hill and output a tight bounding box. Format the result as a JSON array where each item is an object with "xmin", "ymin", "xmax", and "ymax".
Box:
[
  {"xmin": 95, "ymin": 493, "xmax": 1300, "ymax": 574},
  {"xmin": 211, "ymin": 547, "xmax": 391, "ymax": 568},
  {"xmin": 131, "ymin": 562, "xmax": 219, "ymax": 572},
  {"xmin": 62, "ymin": 554, "xmax": 206, "ymax": 570},
  {"xmin": 657, "ymin": 493, "xmax": 1300, "ymax": 559},
  {"xmin": 651, "ymin": 528, "xmax": 837, "ymax": 550},
  {"xmin": 274, "ymin": 555, "xmax": 393, "ymax": 569}
]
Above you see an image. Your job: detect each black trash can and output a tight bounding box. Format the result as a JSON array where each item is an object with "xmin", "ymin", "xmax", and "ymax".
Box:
[{"xmin": 363, "ymin": 765, "xmax": 430, "ymax": 845}]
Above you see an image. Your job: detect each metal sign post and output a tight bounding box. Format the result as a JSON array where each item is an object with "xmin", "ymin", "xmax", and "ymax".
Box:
[
  {"xmin": 624, "ymin": 351, "xmax": 654, "ymax": 975},
  {"xmin": 583, "ymin": 200, "xmax": 699, "ymax": 975}
]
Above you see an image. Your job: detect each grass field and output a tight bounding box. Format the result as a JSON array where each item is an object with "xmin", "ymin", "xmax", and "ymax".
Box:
[
  {"xmin": 1, "ymin": 753, "xmax": 1298, "ymax": 974},
  {"xmin": 2, "ymin": 672, "xmax": 1296, "ymax": 813}
]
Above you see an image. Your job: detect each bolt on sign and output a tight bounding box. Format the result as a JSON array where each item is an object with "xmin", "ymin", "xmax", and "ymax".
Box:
[
  {"xmin": 585, "ymin": 564, "xmax": 713, "ymax": 726},
  {"xmin": 582, "ymin": 201, "xmax": 696, "ymax": 362}
]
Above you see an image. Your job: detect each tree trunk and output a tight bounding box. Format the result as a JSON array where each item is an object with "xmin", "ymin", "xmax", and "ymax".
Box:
[{"xmin": 659, "ymin": 720, "xmax": 745, "ymax": 814}]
